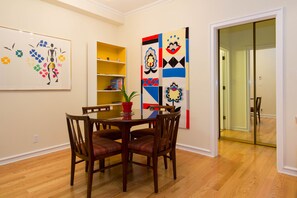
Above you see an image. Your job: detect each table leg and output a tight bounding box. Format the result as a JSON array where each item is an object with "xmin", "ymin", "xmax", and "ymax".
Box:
[{"xmin": 121, "ymin": 125, "xmax": 130, "ymax": 192}]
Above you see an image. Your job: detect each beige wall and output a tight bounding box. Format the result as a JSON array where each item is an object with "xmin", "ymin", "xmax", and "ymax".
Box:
[
  {"xmin": 0, "ymin": 0, "xmax": 119, "ymax": 159},
  {"xmin": 1, "ymin": 0, "xmax": 297, "ymax": 175},
  {"xmin": 118, "ymin": 0, "xmax": 297, "ymax": 173}
]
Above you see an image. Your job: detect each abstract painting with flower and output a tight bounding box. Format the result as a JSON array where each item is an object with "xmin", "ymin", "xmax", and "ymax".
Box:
[{"xmin": 141, "ymin": 27, "xmax": 189, "ymax": 129}]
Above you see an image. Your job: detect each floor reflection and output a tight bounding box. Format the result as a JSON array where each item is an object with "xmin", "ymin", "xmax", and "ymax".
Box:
[{"xmin": 220, "ymin": 117, "xmax": 276, "ymax": 146}]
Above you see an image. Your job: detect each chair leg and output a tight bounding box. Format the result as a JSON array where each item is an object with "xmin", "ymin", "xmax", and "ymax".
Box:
[
  {"xmin": 99, "ymin": 159, "xmax": 105, "ymax": 172},
  {"xmin": 87, "ymin": 161, "xmax": 94, "ymax": 198},
  {"xmin": 129, "ymin": 136, "xmax": 136, "ymax": 162},
  {"xmin": 85, "ymin": 161, "xmax": 88, "ymax": 172},
  {"xmin": 152, "ymin": 155, "xmax": 158, "ymax": 193},
  {"xmin": 172, "ymin": 149, "xmax": 177, "ymax": 179},
  {"xmin": 258, "ymin": 112, "xmax": 261, "ymax": 123},
  {"xmin": 163, "ymin": 155, "xmax": 168, "ymax": 169},
  {"xmin": 70, "ymin": 154, "xmax": 76, "ymax": 185},
  {"xmin": 147, "ymin": 157, "xmax": 151, "ymax": 166},
  {"xmin": 129, "ymin": 152, "xmax": 133, "ymax": 162}
]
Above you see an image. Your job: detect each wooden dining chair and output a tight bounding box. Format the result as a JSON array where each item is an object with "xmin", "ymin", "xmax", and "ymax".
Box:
[
  {"xmin": 129, "ymin": 105, "xmax": 176, "ymax": 163},
  {"xmin": 128, "ymin": 111, "xmax": 181, "ymax": 193},
  {"xmin": 66, "ymin": 113, "xmax": 122, "ymax": 198},
  {"xmin": 130, "ymin": 105, "xmax": 175, "ymax": 139},
  {"xmin": 251, "ymin": 97, "xmax": 262, "ymax": 124},
  {"xmin": 82, "ymin": 105, "xmax": 122, "ymax": 140}
]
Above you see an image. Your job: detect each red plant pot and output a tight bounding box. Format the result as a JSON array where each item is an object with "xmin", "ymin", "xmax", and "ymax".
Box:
[{"xmin": 122, "ymin": 102, "xmax": 132, "ymax": 113}]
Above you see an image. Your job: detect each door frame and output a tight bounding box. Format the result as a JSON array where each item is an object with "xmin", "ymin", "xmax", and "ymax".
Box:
[
  {"xmin": 219, "ymin": 48, "xmax": 230, "ymax": 131},
  {"xmin": 210, "ymin": 8, "xmax": 284, "ymax": 172}
]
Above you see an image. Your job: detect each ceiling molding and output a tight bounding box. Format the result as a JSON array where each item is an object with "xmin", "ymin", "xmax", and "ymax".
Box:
[
  {"xmin": 43, "ymin": 0, "xmax": 172, "ymax": 25},
  {"xmin": 124, "ymin": 0, "xmax": 173, "ymax": 16},
  {"xmin": 43, "ymin": 0, "xmax": 124, "ymax": 25}
]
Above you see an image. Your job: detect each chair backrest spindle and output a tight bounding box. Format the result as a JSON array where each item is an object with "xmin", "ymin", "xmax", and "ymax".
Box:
[
  {"xmin": 82, "ymin": 105, "xmax": 112, "ymax": 130},
  {"xmin": 154, "ymin": 112, "xmax": 181, "ymax": 153}
]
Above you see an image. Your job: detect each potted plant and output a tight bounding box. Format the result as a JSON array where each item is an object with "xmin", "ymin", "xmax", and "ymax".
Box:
[{"xmin": 120, "ymin": 84, "xmax": 139, "ymax": 113}]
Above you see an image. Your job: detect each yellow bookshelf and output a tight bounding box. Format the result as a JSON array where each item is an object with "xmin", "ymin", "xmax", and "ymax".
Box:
[{"xmin": 88, "ymin": 42, "xmax": 126, "ymax": 109}]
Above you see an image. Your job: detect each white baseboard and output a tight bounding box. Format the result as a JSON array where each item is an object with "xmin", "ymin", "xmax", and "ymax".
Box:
[
  {"xmin": 0, "ymin": 143, "xmax": 69, "ymax": 165},
  {"xmin": 176, "ymin": 143, "xmax": 214, "ymax": 157},
  {"xmin": 280, "ymin": 166, "xmax": 297, "ymax": 177}
]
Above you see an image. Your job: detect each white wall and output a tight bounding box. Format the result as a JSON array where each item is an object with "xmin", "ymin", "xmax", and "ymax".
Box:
[
  {"xmin": 0, "ymin": 0, "xmax": 119, "ymax": 160},
  {"xmin": 118, "ymin": 0, "xmax": 297, "ymax": 173}
]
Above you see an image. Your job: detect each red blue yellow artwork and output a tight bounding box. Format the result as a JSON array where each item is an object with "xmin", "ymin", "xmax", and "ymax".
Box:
[
  {"xmin": 141, "ymin": 27, "xmax": 189, "ymax": 129},
  {"xmin": 0, "ymin": 26, "xmax": 71, "ymax": 90}
]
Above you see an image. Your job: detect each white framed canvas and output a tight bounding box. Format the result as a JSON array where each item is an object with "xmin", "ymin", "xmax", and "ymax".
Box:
[{"xmin": 0, "ymin": 26, "xmax": 71, "ymax": 90}]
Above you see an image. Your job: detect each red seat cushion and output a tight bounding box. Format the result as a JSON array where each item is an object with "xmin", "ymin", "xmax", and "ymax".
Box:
[
  {"xmin": 93, "ymin": 129, "xmax": 122, "ymax": 140},
  {"xmin": 92, "ymin": 137, "xmax": 121, "ymax": 156},
  {"xmin": 130, "ymin": 128, "xmax": 154, "ymax": 138},
  {"xmin": 128, "ymin": 135, "xmax": 154, "ymax": 153}
]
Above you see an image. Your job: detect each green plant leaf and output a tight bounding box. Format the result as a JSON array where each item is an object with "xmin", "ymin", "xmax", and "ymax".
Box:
[{"xmin": 120, "ymin": 84, "xmax": 138, "ymax": 102}]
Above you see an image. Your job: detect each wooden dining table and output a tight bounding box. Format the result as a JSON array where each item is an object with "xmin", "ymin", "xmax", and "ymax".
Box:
[{"xmin": 86, "ymin": 108, "xmax": 167, "ymax": 192}]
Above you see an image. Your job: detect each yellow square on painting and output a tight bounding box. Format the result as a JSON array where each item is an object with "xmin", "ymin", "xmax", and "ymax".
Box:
[{"xmin": 162, "ymin": 28, "xmax": 186, "ymax": 57}]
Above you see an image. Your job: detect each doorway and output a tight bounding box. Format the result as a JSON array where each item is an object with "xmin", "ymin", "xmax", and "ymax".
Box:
[
  {"xmin": 210, "ymin": 8, "xmax": 284, "ymax": 170},
  {"xmin": 218, "ymin": 19, "xmax": 276, "ymax": 147}
]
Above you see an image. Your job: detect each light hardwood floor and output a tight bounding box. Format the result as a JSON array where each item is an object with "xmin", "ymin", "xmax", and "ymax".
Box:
[
  {"xmin": 221, "ymin": 117, "xmax": 276, "ymax": 146},
  {"xmin": 1, "ymin": 140, "xmax": 296, "ymax": 197}
]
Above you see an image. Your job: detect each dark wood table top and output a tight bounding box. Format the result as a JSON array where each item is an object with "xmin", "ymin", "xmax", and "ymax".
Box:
[{"xmin": 87, "ymin": 108, "xmax": 167, "ymax": 125}]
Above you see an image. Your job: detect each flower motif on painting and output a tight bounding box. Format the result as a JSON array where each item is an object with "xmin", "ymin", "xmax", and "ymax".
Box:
[
  {"xmin": 144, "ymin": 47, "xmax": 157, "ymax": 74},
  {"xmin": 165, "ymin": 82, "xmax": 182, "ymax": 103}
]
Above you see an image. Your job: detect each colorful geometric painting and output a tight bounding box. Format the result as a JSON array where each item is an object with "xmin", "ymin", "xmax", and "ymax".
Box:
[
  {"xmin": 0, "ymin": 26, "xmax": 71, "ymax": 90},
  {"xmin": 141, "ymin": 27, "xmax": 189, "ymax": 129}
]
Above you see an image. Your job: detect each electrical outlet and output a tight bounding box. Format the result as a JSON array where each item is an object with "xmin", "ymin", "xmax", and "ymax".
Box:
[{"xmin": 33, "ymin": 134, "xmax": 39, "ymax": 143}]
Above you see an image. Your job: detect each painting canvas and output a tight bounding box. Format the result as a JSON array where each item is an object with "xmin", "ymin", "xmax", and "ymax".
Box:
[
  {"xmin": 0, "ymin": 26, "xmax": 71, "ymax": 90},
  {"xmin": 141, "ymin": 27, "xmax": 189, "ymax": 129}
]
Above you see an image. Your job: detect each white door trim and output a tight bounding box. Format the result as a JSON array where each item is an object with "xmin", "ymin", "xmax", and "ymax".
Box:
[{"xmin": 210, "ymin": 8, "xmax": 284, "ymax": 172}]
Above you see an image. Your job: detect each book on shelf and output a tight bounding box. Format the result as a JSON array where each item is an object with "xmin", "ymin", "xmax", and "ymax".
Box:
[{"xmin": 110, "ymin": 78, "xmax": 123, "ymax": 90}]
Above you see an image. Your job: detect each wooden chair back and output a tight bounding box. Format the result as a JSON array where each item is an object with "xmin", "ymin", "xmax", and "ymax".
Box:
[
  {"xmin": 147, "ymin": 105, "xmax": 175, "ymax": 128},
  {"xmin": 82, "ymin": 105, "xmax": 112, "ymax": 130},
  {"xmin": 149, "ymin": 105, "xmax": 175, "ymax": 112},
  {"xmin": 251, "ymin": 97, "xmax": 262, "ymax": 123},
  {"xmin": 255, "ymin": 97, "xmax": 262, "ymax": 112},
  {"xmin": 154, "ymin": 111, "xmax": 181, "ymax": 154},
  {"xmin": 82, "ymin": 105, "xmax": 111, "ymax": 114},
  {"xmin": 66, "ymin": 114, "xmax": 92, "ymax": 161}
]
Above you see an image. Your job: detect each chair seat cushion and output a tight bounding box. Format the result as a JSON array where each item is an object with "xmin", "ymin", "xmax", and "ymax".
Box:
[
  {"xmin": 93, "ymin": 129, "xmax": 122, "ymax": 140},
  {"xmin": 128, "ymin": 135, "xmax": 154, "ymax": 153},
  {"xmin": 130, "ymin": 128, "xmax": 154, "ymax": 138},
  {"xmin": 92, "ymin": 137, "xmax": 122, "ymax": 156}
]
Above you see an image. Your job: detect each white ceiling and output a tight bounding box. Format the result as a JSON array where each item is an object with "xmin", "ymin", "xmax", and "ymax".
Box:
[
  {"xmin": 91, "ymin": 0, "xmax": 162, "ymax": 14},
  {"xmin": 46, "ymin": 0, "xmax": 170, "ymax": 24}
]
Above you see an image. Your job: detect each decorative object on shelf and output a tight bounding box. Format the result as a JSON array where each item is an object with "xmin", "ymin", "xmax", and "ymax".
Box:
[
  {"xmin": 110, "ymin": 77, "xmax": 123, "ymax": 90},
  {"xmin": 107, "ymin": 57, "xmax": 109, "ymax": 60},
  {"xmin": 141, "ymin": 27, "xmax": 190, "ymax": 129},
  {"xmin": 0, "ymin": 26, "xmax": 71, "ymax": 90},
  {"xmin": 104, "ymin": 85, "xmax": 113, "ymax": 90},
  {"xmin": 120, "ymin": 84, "xmax": 138, "ymax": 113}
]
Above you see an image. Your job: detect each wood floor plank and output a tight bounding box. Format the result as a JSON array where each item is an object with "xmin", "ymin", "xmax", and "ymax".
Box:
[{"xmin": 0, "ymin": 140, "xmax": 296, "ymax": 197}]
